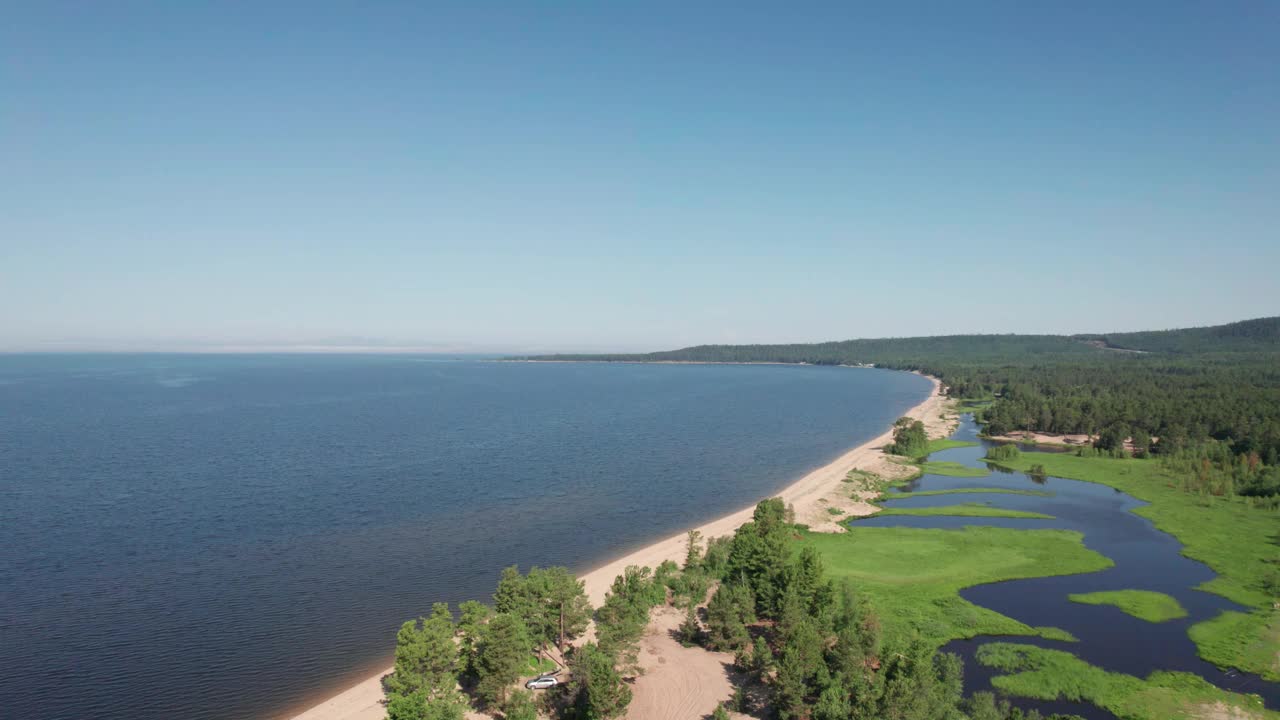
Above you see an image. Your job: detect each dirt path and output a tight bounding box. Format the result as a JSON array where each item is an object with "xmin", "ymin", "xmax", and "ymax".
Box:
[
  {"xmin": 1192, "ymin": 700, "xmax": 1266, "ymax": 720},
  {"xmin": 626, "ymin": 607, "xmax": 737, "ymax": 720}
]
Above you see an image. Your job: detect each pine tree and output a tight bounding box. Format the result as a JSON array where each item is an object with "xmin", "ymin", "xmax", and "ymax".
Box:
[
  {"xmin": 456, "ymin": 599, "xmax": 492, "ymax": 679},
  {"xmin": 774, "ymin": 647, "xmax": 811, "ymax": 720},
  {"xmin": 876, "ymin": 641, "xmax": 962, "ymax": 720},
  {"xmin": 494, "ymin": 566, "xmax": 530, "ymax": 617},
  {"xmin": 705, "ymin": 582, "xmax": 754, "ymax": 651},
  {"xmin": 495, "ymin": 566, "xmax": 592, "ymax": 651},
  {"xmin": 387, "ymin": 603, "xmax": 459, "ymax": 701},
  {"xmin": 963, "ymin": 691, "xmax": 1007, "ymax": 720},
  {"xmin": 596, "ymin": 566, "xmax": 662, "ymax": 673},
  {"xmin": 750, "ymin": 636, "xmax": 774, "ymax": 677},
  {"xmin": 684, "ymin": 529, "xmax": 703, "ymax": 570},
  {"xmin": 678, "ymin": 603, "xmax": 700, "ymax": 646},
  {"xmin": 812, "ymin": 679, "xmax": 852, "ymax": 720},
  {"xmin": 724, "ymin": 500, "xmax": 793, "ymax": 615},
  {"xmin": 501, "ymin": 690, "xmax": 539, "ymax": 720},
  {"xmin": 525, "ymin": 566, "xmax": 592, "ymax": 649},
  {"xmin": 773, "ymin": 617, "xmax": 823, "ymax": 720},
  {"xmin": 475, "ymin": 612, "xmax": 532, "ymax": 706},
  {"xmin": 565, "ymin": 643, "xmax": 632, "ymax": 720}
]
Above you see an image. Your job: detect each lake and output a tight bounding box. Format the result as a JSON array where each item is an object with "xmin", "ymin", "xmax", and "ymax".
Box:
[{"xmin": 0, "ymin": 355, "xmax": 931, "ymax": 720}]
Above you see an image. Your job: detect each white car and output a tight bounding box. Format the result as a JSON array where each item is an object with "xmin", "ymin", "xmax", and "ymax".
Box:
[{"xmin": 525, "ymin": 675, "xmax": 558, "ymax": 690}]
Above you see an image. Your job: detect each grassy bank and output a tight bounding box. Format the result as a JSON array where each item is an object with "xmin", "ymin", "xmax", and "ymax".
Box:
[
  {"xmin": 872, "ymin": 503, "xmax": 1053, "ymax": 520},
  {"xmin": 923, "ymin": 437, "xmax": 978, "ymax": 455},
  {"xmin": 883, "ymin": 487, "xmax": 1053, "ymax": 499},
  {"xmin": 976, "ymin": 643, "xmax": 1277, "ymax": 720},
  {"xmin": 987, "ymin": 451, "xmax": 1280, "ymax": 680},
  {"xmin": 1189, "ymin": 611, "xmax": 1280, "ymax": 687},
  {"xmin": 1068, "ymin": 590, "xmax": 1188, "ymax": 623},
  {"xmin": 798, "ymin": 525, "xmax": 1110, "ymax": 648},
  {"xmin": 917, "ymin": 460, "xmax": 989, "ymax": 477},
  {"xmin": 956, "ymin": 399, "xmax": 993, "ymax": 413}
]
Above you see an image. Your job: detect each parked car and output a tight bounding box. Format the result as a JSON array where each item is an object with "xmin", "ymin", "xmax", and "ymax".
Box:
[{"xmin": 525, "ymin": 675, "xmax": 558, "ymax": 690}]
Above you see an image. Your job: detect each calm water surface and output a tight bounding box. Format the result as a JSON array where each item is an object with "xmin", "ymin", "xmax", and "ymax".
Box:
[
  {"xmin": 0, "ymin": 355, "xmax": 931, "ymax": 720},
  {"xmin": 855, "ymin": 415, "xmax": 1279, "ymax": 719}
]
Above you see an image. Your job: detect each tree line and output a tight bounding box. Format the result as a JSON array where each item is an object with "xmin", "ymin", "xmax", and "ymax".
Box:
[
  {"xmin": 522, "ymin": 317, "xmax": 1280, "ymax": 486},
  {"xmin": 690, "ymin": 499, "xmax": 1080, "ymax": 720},
  {"xmin": 384, "ymin": 498, "xmax": 1084, "ymax": 719}
]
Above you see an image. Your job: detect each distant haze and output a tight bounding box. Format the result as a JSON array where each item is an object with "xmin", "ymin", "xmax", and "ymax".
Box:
[{"xmin": 3, "ymin": 4, "xmax": 1277, "ymax": 353}]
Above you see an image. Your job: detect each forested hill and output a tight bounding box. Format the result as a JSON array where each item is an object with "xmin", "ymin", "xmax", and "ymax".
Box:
[
  {"xmin": 522, "ymin": 317, "xmax": 1280, "ymax": 465},
  {"xmin": 526, "ymin": 317, "xmax": 1280, "ymax": 367},
  {"xmin": 1076, "ymin": 316, "xmax": 1280, "ymax": 354},
  {"xmin": 532, "ymin": 334, "xmax": 1099, "ymax": 370}
]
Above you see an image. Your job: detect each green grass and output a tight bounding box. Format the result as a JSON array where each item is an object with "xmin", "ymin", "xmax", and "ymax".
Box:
[
  {"xmin": 842, "ymin": 468, "xmax": 885, "ymax": 490},
  {"xmin": 798, "ymin": 525, "xmax": 1110, "ymax": 648},
  {"xmin": 923, "ymin": 437, "xmax": 979, "ymax": 455},
  {"xmin": 873, "ymin": 503, "xmax": 1054, "ymax": 520},
  {"xmin": 1188, "ymin": 611, "xmax": 1280, "ymax": 685},
  {"xmin": 917, "ymin": 460, "xmax": 990, "ymax": 477},
  {"xmin": 522, "ymin": 654, "xmax": 557, "ymax": 676},
  {"xmin": 1068, "ymin": 590, "xmax": 1188, "ymax": 623},
  {"xmin": 976, "ymin": 643, "xmax": 1277, "ymax": 720},
  {"xmin": 1033, "ymin": 626, "xmax": 1078, "ymax": 642},
  {"xmin": 956, "ymin": 399, "xmax": 993, "ymax": 413},
  {"xmin": 883, "ymin": 487, "xmax": 1053, "ymax": 500},
  {"xmin": 826, "ymin": 506, "xmax": 845, "ymax": 516},
  {"xmin": 986, "ymin": 451, "xmax": 1280, "ymax": 680}
]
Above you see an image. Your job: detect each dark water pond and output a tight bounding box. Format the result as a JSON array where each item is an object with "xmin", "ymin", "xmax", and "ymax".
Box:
[{"xmin": 852, "ymin": 415, "xmax": 1279, "ymax": 719}]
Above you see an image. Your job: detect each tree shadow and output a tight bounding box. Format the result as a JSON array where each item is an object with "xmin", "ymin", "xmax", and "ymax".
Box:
[{"xmin": 377, "ymin": 671, "xmax": 395, "ymax": 705}]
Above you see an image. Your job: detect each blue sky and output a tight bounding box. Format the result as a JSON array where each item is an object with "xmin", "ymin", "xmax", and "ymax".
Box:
[{"xmin": 3, "ymin": 2, "xmax": 1277, "ymax": 352}]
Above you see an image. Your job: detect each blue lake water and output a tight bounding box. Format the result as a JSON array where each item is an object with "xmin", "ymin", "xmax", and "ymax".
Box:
[
  {"xmin": 0, "ymin": 355, "xmax": 931, "ymax": 720},
  {"xmin": 854, "ymin": 415, "xmax": 1279, "ymax": 719}
]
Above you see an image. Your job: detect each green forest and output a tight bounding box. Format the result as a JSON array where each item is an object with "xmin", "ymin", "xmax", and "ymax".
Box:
[
  {"xmin": 383, "ymin": 497, "xmax": 1275, "ymax": 720},
  {"xmin": 383, "ymin": 502, "xmax": 1103, "ymax": 720},
  {"xmin": 526, "ymin": 317, "xmax": 1280, "ymax": 497}
]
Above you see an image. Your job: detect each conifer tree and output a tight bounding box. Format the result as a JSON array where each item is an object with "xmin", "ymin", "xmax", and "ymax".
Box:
[
  {"xmin": 684, "ymin": 529, "xmax": 703, "ymax": 570},
  {"xmin": 501, "ymin": 690, "xmax": 539, "ymax": 720},
  {"xmin": 387, "ymin": 603, "xmax": 459, "ymax": 700},
  {"xmin": 565, "ymin": 643, "xmax": 632, "ymax": 720},
  {"xmin": 456, "ymin": 599, "xmax": 492, "ymax": 679},
  {"xmin": 678, "ymin": 603, "xmax": 701, "ymax": 646},
  {"xmin": 475, "ymin": 612, "xmax": 532, "ymax": 706}
]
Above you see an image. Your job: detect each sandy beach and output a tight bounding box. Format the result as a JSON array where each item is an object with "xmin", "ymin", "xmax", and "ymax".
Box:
[{"xmin": 288, "ymin": 375, "xmax": 951, "ymax": 720}]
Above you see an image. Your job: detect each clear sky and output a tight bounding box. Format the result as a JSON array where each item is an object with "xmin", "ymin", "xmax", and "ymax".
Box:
[{"xmin": 3, "ymin": 2, "xmax": 1277, "ymax": 352}]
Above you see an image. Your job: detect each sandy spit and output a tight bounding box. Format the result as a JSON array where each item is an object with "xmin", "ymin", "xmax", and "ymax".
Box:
[{"xmin": 286, "ymin": 376, "xmax": 950, "ymax": 720}]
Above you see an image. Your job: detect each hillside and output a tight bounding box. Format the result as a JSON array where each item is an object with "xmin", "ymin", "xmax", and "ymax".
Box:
[
  {"xmin": 529, "ymin": 317, "xmax": 1280, "ymax": 366},
  {"xmin": 524, "ymin": 317, "xmax": 1280, "ymax": 463},
  {"xmin": 1077, "ymin": 316, "xmax": 1280, "ymax": 354}
]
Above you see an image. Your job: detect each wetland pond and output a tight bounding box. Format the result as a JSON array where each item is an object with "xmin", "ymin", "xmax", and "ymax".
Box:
[{"xmin": 853, "ymin": 415, "xmax": 1278, "ymax": 719}]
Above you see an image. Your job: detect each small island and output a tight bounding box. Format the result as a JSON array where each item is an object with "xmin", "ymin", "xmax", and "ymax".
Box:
[{"xmin": 1068, "ymin": 590, "xmax": 1189, "ymax": 623}]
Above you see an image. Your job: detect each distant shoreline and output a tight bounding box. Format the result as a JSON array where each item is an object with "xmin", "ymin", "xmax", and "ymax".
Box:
[
  {"xmin": 285, "ymin": 371, "xmax": 944, "ymax": 720},
  {"xmin": 503, "ymin": 359, "xmax": 877, "ymax": 368}
]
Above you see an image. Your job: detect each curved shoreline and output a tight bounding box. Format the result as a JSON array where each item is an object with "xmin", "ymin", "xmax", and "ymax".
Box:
[{"xmin": 286, "ymin": 375, "xmax": 947, "ymax": 720}]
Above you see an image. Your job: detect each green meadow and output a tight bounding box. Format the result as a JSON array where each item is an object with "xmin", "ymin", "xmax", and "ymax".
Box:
[
  {"xmin": 1068, "ymin": 590, "xmax": 1188, "ymax": 623},
  {"xmin": 797, "ymin": 525, "xmax": 1109, "ymax": 648},
  {"xmin": 917, "ymin": 460, "xmax": 989, "ymax": 477},
  {"xmin": 922, "ymin": 437, "xmax": 979, "ymax": 455},
  {"xmin": 872, "ymin": 503, "xmax": 1053, "ymax": 520},
  {"xmin": 976, "ymin": 643, "xmax": 1277, "ymax": 720},
  {"xmin": 882, "ymin": 487, "xmax": 1053, "ymax": 500}
]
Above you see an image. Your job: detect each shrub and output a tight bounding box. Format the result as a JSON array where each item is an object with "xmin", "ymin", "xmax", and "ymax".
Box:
[{"xmin": 985, "ymin": 444, "xmax": 1021, "ymax": 461}]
